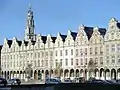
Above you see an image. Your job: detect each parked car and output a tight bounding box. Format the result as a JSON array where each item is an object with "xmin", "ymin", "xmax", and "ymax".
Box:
[
  {"xmin": 63, "ymin": 79, "xmax": 73, "ymax": 83},
  {"xmin": 8, "ymin": 78, "xmax": 21, "ymax": 85},
  {"xmin": 45, "ymin": 78, "xmax": 61, "ymax": 84},
  {"xmin": 0, "ymin": 77, "xmax": 7, "ymax": 86},
  {"xmin": 106, "ymin": 80, "xmax": 118, "ymax": 84},
  {"xmin": 116, "ymin": 79, "xmax": 120, "ymax": 84},
  {"xmin": 85, "ymin": 79, "xmax": 109, "ymax": 84},
  {"xmin": 73, "ymin": 77, "xmax": 85, "ymax": 83}
]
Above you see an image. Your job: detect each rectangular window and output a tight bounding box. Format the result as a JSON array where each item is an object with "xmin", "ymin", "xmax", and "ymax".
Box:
[
  {"xmin": 50, "ymin": 51, "xmax": 53, "ymax": 56},
  {"xmin": 71, "ymin": 49, "xmax": 73, "ymax": 55},
  {"xmin": 117, "ymin": 44, "xmax": 120, "ymax": 52},
  {"xmin": 95, "ymin": 47, "xmax": 98, "ymax": 55},
  {"xmin": 34, "ymin": 61, "xmax": 37, "ymax": 67},
  {"xmin": 95, "ymin": 58, "xmax": 98, "ymax": 65},
  {"xmin": 118, "ymin": 59, "xmax": 120, "ymax": 63},
  {"xmin": 85, "ymin": 58, "xmax": 87, "ymax": 65},
  {"xmin": 76, "ymin": 49, "xmax": 78, "ymax": 56},
  {"xmin": 55, "ymin": 51, "xmax": 57, "ymax": 56},
  {"xmin": 46, "ymin": 60, "xmax": 48, "ymax": 66},
  {"xmin": 45, "ymin": 52, "xmax": 48, "ymax": 57},
  {"xmin": 100, "ymin": 57, "xmax": 103, "ymax": 65},
  {"xmin": 112, "ymin": 56, "xmax": 115, "ymax": 63},
  {"xmin": 80, "ymin": 49, "xmax": 83, "ymax": 56},
  {"xmin": 100, "ymin": 46, "xmax": 103, "ymax": 55},
  {"xmin": 85, "ymin": 48, "xmax": 87, "ymax": 55},
  {"xmin": 34, "ymin": 53, "xmax": 37, "ymax": 58},
  {"xmin": 65, "ymin": 50, "xmax": 68, "ymax": 56},
  {"xmin": 81, "ymin": 59, "xmax": 83, "ymax": 65},
  {"xmin": 90, "ymin": 48, "xmax": 92, "ymax": 55},
  {"xmin": 106, "ymin": 45, "xmax": 109, "ymax": 54},
  {"xmin": 60, "ymin": 50, "xmax": 62, "ymax": 56},
  {"xmin": 56, "ymin": 59, "xmax": 58, "ymax": 67},
  {"xmin": 60, "ymin": 59, "xmax": 62, "ymax": 67},
  {"xmin": 65, "ymin": 59, "xmax": 68, "ymax": 66},
  {"xmin": 41, "ymin": 60, "xmax": 44, "ymax": 67},
  {"xmin": 106, "ymin": 56, "xmax": 109, "ymax": 64},
  {"xmin": 76, "ymin": 59, "xmax": 78, "ymax": 66},
  {"xmin": 38, "ymin": 60, "xmax": 40, "ymax": 67},
  {"xmin": 41, "ymin": 52, "xmax": 44, "ymax": 57},
  {"xmin": 38, "ymin": 53, "xmax": 40, "ymax": 58},
  {"xmin": 71, "ymin": 58, "xmax": 73, "ymax": 65},
  {"xmin": 111, "ymin": 45, "xmax": 115, "ymax": 52}
]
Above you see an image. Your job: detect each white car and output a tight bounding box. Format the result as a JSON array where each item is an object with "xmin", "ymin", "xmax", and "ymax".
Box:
[{"xmin": 45, "ymin": 78, "xmax": 61, "ymax": 84}]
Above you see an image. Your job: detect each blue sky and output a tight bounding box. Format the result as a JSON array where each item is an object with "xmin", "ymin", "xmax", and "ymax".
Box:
[{"xmin": 0, "ymin": 0, "xmax": 120, "ymax": 44}]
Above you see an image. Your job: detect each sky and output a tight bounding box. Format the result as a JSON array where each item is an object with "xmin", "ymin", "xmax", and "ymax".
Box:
[{"xmin": 0, "ymin": 0, "xmax": 120, "ymax": 44}]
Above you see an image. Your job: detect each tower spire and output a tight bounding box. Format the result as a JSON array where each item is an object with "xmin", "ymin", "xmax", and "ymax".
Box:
[
  {"xmin": 24, "ymin": 4, "xmax": 36, "ymax": 41},
  {"xmin": 29, "ymin": 4, "xmax": 32, "ymax": 10}
]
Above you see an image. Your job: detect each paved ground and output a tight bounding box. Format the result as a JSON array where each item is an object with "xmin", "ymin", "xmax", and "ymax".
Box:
[{"xmin": 21, "ymin": 79, "xmax": 45, "ymax": 84}]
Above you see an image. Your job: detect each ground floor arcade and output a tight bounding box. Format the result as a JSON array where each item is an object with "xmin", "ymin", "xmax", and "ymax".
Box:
[{"xmin": 1, "ymin": 68, "xmax": 120, "ymax": 80}]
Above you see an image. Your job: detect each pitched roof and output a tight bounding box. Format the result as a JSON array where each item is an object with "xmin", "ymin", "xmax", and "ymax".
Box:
[
  {"xmin": 51, "ymin": 37, "xmax": 56, "ymax": 43},
  {"xmin": 60, "ymin": 34, "xmax": 67, "ymax": 42},
  {"xmin": 84, "ymin": 27, "xmax": 93, "ymax": 40},
  {"xmin": 31, "ymin": 41, "xmax": 36, "ymax": 45},
  {"xmin": 84, "ymin": 26, "xmax": 106, "ymax": 39},
  {"xmin": 71, "ymin": 32, "xmax": 77, "ymax": 40},
  {"xmin": 0, "ymin": 45, "xmax": 3, "ymax": 50},
  {"xmin": 24, "ymin": 41, "xmax": 29, "ymax": 46},
  {"xmin": 41, "ymin": 36, "xmax": 47, "ymax": 43},
  {"xmin": 98, "ymin": 28, "xmax": 106, "ymax": 37},
  {"xmin": 17, "ymin": 40, "xmax": 22, "ymax": 46},
  {"xmin": 117, "ymin": 23, "xmax": 120, "ymax": 29},
  {"xmin": 7, "ymin": 40, "xmax": 12, "ymax": 48}
]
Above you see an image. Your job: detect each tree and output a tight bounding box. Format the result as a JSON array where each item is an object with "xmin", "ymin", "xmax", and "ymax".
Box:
[
  {"xmin": 54, "ymin": 62, "xmax": 62, "ymax": 77},
  {"xmin": 25, "ymin": 63, "xmax": 32, "ymax": 80},
  {"xmin": 88, "ymin": 59, "xmax": 96, "ymax": 77}
]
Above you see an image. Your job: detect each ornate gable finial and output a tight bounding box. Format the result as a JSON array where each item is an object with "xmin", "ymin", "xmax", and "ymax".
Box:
[
  {"xmin": 68, "ymin": 29, "xmax": 71, "ymax": 35},
  {"xmin": 109, "ymin": 17, "xmax": 118, "ymax": 23},
  {"xmin": 57, "ymin": 32, "xmax": 61, "ymax": 36},
  {"xmin": 93, "ymin": 26, "xmax": 99, "ymax": 31},
  {"xmin": 78, "ymin": 24, "xmax": 84, "ymax": 31},
  {"xmin": 108, "ymin": 17, "xmax": 118, "ymax": 29}
]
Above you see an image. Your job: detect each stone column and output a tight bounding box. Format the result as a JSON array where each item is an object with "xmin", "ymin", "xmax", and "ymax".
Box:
[
  {"xmin": 101, "ymin": 71, "xmax": 105, "ymax": 80},
  {"xmin": 117, "ymin": 73, "xmax": 120, "ymax": 79},
  {"xmin": 96, "ymin": 71, "xmax": 99, "ymax": 79},
  {"xmin": 86, "ymin": 71, "xmax": 89, "ymax": 80}
]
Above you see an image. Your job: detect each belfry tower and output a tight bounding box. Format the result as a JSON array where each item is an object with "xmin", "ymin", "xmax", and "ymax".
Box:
[{"xmin": 24, "ymin": 4, "xmax": 36, "ymax": 41}]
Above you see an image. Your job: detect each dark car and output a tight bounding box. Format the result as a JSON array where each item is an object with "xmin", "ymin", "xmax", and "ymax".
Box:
[
  {"xmin": 8, "ymin": 78, "xmax": 21, "ymax": 85},
  {"xmin": 45, "ymin": 78, "xmax": 61, "ymax": 84},
  {"xmin": 106, "ymin": 80, "xmax": 118, "ymax": 84},
  {"xmin": 73, "ymin": 77, "xmax": 85, "ymax": 83},
  {"xmin": 85, "ymin": 79, "xmax": 109, "ymax": 84},
  {"xmin": 63, "ymin": 79, "xmax": 73, "ymax": 83},
  {"xmin": 0, "ymin": 77, "xmax": 7, "ymax": 86}
]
